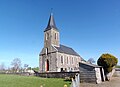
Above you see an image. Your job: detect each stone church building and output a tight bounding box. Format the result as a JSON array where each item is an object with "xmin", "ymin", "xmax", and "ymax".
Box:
[{"xmin": 39, "ymin": 14, "xmax": 84, "ymax": 72}]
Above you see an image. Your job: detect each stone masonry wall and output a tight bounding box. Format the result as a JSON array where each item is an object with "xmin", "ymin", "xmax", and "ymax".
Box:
[{"xmin": 35, "ymin": 72, "xmax": 79, "ymax": 78}]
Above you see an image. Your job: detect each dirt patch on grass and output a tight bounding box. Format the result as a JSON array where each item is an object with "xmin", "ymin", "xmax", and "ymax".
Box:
[{"xmin": 80, "ymin": 77, "xmax": 120, "ymax": 87}]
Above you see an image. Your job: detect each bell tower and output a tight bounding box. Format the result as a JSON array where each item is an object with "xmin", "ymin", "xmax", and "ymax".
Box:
[{"xmin": 44, "ymin": 13, "xmax": 60, "ymax": 48}]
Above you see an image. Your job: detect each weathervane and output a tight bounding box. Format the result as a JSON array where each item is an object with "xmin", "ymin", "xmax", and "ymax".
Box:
[{"xmin": 50, "ymin": 8, "xmax": 53, "ymax": 15}]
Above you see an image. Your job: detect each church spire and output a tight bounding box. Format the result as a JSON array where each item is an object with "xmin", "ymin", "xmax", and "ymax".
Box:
[{"xmin": 44, "ymin": 13, "xmax": 58, "ymax": 32}]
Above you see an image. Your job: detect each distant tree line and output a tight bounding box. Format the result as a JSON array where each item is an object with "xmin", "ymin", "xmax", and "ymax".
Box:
[{"xmin": 0, "ymin": 58, "xmax": 39, "ymax": 74}]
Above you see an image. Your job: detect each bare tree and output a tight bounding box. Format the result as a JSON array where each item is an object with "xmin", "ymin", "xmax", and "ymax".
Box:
[
  {"xmin": 24, "ymin": 64, "xmax": 29, "ymax": 68},
  {"xmin": 11, "ymin": 58, "xmax": 21, "ymax": 73},
  {"xmin": 0, "ymin": 63, "xmax": 5, "ymax": 71},
  {"xmin": 24, "ymin": 64, "xmax": 29, "ymax": 72},
  {"xmin": 87, "ymin": 58, "xmax": 95, "ymax": 64}
]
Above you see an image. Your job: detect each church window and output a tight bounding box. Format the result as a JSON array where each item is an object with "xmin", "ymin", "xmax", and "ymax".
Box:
[
  {"xmin": 69, "ymin": 57, "xmax": 71, "ymax": 64},
  {"xmin": 61, "ymin": 56, "xmax": 63, "ymax": 64},
  {"xmin": 75, "ymin": 57, "xmax": 77, "ymax": 64},
  {"xmin": 67, "ymin": 57, "xmax": 68, "ymax": 64},
  {"xmin": 46, "ymin": 33, "xmax": 49, "ymax": 40},
  {"xmin": 72, "ymin": 57, "xmax": 74, "ymax": 64},
  {"xmin": 55, "ymin": 33, "xmax": 57, "ymax": 40}
]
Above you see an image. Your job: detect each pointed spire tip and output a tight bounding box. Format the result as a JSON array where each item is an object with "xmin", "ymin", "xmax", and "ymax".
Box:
[
  {"xmin": 44, "ymin": 10, "xmax": 59, "ymax": 32},
  {"xmin": 50, "ymin": 8, "xmax": 53, "ymax": 15}
]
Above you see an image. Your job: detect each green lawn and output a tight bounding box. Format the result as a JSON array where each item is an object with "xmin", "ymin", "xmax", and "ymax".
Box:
[{"xmin": 0, "ymin": 74, "xmax": 71, "ymax": 87}]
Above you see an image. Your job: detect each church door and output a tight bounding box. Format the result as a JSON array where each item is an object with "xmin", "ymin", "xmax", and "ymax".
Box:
[{"xmin": 46, "ymin": 59, "xmax": 49, "ymax": 71}]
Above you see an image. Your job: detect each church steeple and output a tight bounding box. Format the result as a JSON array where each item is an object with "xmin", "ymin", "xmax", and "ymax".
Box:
[
  {"xmin": 44, "ymin": 13, "xmax": 58, "ymax": 32},
  {"xmin": 44, "ymin": 13, "xmax": 60, "ymax": 47}
]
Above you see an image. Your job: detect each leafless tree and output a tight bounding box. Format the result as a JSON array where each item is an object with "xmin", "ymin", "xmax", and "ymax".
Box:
[
  {"xmin": 24, "ymin": 64, "xmax": 29, "ymax": 72},
  {"xmin": 11, "ymin": 58, "xmax": 21, "ymax": 73},
  {"xmin": 0, "ymin": 63, "xmax": 5, "ymax": 71},
  {"xmin": 24, "ymin": 64, "xmax": 29, "ymax": 68}
]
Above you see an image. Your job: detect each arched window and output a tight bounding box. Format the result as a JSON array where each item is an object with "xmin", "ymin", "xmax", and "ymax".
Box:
[
  {"xmin": 67, "ymin": 57, "xmax": 68, "ymax": 64},
  {"xmin": 46, "ymin": 33, "xmax": 49, "ymax": 40},
  {"xmin": 61, "ymin": 56, "xmax": 63, "ymax": 64},
  {"xmin": 72, "ymin": 57, "xmax": 74, "ymax": 64},
  {"xmin": 55, "ymin": 33, "xmax": 57, "ymax": 40}
]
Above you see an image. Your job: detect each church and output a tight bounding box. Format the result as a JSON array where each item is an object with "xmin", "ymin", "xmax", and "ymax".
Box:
[{"xmin": 39, "ymin": 13, "xmax": 84, "ymax": 72}]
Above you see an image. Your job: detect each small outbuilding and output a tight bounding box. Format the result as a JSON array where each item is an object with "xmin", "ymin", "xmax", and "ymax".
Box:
[{"xmin": 79, "ymin": 62, "xmax": 105, "ymax": 83}]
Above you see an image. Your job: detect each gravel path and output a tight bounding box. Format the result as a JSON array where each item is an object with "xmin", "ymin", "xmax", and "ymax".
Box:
[{"xmin": 80, "ymin": 77, "xmax": 120, "ymax": 87}]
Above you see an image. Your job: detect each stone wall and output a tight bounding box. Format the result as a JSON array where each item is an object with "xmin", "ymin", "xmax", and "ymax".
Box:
[
  {"xmin": 114, "ymin": 71, "xmax": 120, "ymax": 77},
  {"xmin": 35, "ymin": 72, "xmax": 79, "ymax": 78},
  {"xmin": 113, "ymin": 68, "xmax": 120, "ymax": 77}
]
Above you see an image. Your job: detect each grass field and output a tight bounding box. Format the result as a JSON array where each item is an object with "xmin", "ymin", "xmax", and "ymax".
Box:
[{"xmin": 0, "ymin": 74, "xmax": 71, "ymax": 87}]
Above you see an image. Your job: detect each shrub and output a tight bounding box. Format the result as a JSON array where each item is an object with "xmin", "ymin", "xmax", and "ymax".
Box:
[{"xmin": 97, "ymin": 53, "xmax": 118, "ymax": 73}]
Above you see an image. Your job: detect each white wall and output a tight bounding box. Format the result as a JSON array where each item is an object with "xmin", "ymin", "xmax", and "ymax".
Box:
[{"xmin": 95, "ymin": 68, "xmax": 102, "ymax": 83}]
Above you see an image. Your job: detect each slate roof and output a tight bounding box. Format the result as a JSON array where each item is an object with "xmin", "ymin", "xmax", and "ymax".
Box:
[
  {"xmin": 80, "ymin": 62, "xmax": 102, "ymax": 68},
  {"xmin": 54, "ymin": 44, "xmax": 80, "ymax": 56},
  {"xmin": 44, "ymin": 13, "xmax": 58, "ymax": 32}
]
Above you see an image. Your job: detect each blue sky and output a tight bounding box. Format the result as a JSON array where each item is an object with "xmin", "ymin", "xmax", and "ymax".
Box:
[{"xmin": 0, "ymin": 0, "xmax": 120, "ymax": 68}]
